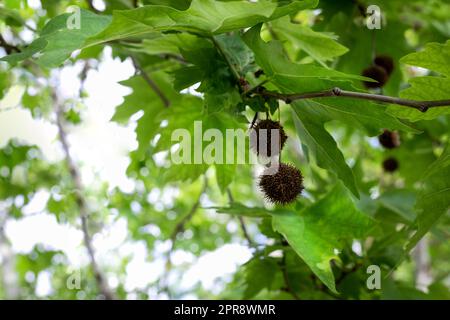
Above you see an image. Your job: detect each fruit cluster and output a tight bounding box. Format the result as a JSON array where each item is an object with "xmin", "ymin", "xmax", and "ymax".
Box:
[
  {"xmin": 362, "ymin": 54, "xmax": 401, "ymax": 172},
  {"xmin": 250, "ymin": 119, "xmax": 304, "ymax": 205},
  {"xmin": 378, "ymin": 129, "xmax": 400, "ymax": 173},
  {"xmin": 362, "ymin": 54, "xmax": 395, "ymax": 89}
]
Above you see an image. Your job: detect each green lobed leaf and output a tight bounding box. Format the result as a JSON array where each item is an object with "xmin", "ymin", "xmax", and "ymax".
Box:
[
  {"xmin": 388, "ymin": 77, "xmax": 450, "ymax": 121},
  {"xmin": 333, "ymin": 18, "xmax": 410, "ymax": 97},
  {"xmin": 291, "ymin": 102, "xmax": 359, "ymax": 197},
  {"xmin": 2, "ymin": 1, "xmax": 318, "ymax": 67},
  {"xmin": 1, "ymin": 9, "xmax": 112, "ymax": 67},
  {"xmin": 151, "ymin": 95, "xmax": 244, "ymax": 184},
  {"xmin": 0, "ymin": 7, "xmax": 25, "ymax": 27},
  {"xmin": 113, "ymin": 71, "xmax": 190, "ymax": 164},
  {"xmin": 377, "ymin": 189, "xmax": 417, "ymax": 223},
  {"xmin": 243, "ymin": 24, "xmax": 411, "ymax": 135},
  {"xmin": 271, "ymin": 183, "xmax": 376, "ymax": 293},
  {"xmin": 112, "ymin": 72, "xmax": 179, "ymax": 123},
  {"xmin": 388, "ymin": 40, "xmax": 450, "ymax": 121},
  {"xmin": 243, "ymin": 257, "xmax": 279, "ymax": 299},
  {"xmin": 299, "ymin": 97, "xmax": 416, "ymax": 137},
  {"xmin": 270, "ymin": 16, "xmax": 348, "ymax": 66},
  {"xmin": 401, "ymin": 40, "xmax": 450, "ymax": 77},
  {"xmin": 132, "ymin": 33, "xmax": 204, "ymax": 56},
  {"xmin": 405, "ymin": 143, "xmax": 450, "ymax": 252},
  {"xmin": 242, "ymin": 24, "xmax": 370, "ymax": 93},
  {"xmin": 86, "ymin": 0, "xmax": 318, "ymax": 46}
]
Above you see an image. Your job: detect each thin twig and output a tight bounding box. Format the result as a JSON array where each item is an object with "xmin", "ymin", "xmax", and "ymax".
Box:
[
  {"xmin": 130, "ymin": 55, "xmax": 170, "ymax": 107},
  {"xmin": 0, "ymin": 106, "xmax": 21, "ymax": 113},
  {"xmin": 353, "ymin": 0, "xmax": 368, "ymax": 17},
  {"xmin": 24, "ymin": 23, "xmax": 37, "ymax": 32},
  {"xmin": 159, "ymin": 53, "xmax": 188, "ymax": 65},
  {"xmin": 279, "ymin": 249, "xmax": 300, "ymax": 300},
  {"xmin": 210, "ymin": 36, "xmax": 241, "ymax": 81},
  {"xmin": 169, "ymin": 180, "xmax": 207, "ymax": 241},
  {"xmin": 335, "ymin": 263, "xmax": 362, "ymax": 286},
  {"xmin": 256, "ymin": 87, "xmax": 450, "ymax": 112},
  {"xmin": 160, "ymin": 177, "xmax": 208, "ymax": 297},
  {"xmin": 0, "ymin": 211, "xmax": 20, "ymax": 299},
  {"xmin": 77, "ymin": 60, "xmax": 91, "ymax": 98},
  {"xmin": 249, "ymin": 112, "xmax": 258, "ymax": 130},
  {"xmin": 53, "ymin": 92, "xmax": 115, "ymax": 300},
  {"xmin": 0, "ymin": 34, "xmax": 20, "ymax": 54},
  {"xmin": 226, "ymin": 188, "xmax": 255, "ymax": 247}
]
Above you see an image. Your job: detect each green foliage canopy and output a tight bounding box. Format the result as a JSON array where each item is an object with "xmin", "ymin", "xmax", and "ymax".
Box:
[{"xmin": 0, "ymin": 0, "xmax": 449, "ymax": 300}]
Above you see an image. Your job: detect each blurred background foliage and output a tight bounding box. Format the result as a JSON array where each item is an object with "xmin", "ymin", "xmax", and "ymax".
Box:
[{"xmin": 0, "ymin": 0, "xmax": 449, "ymax": 300}]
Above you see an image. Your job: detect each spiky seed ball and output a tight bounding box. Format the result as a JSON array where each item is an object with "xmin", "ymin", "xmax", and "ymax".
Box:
[
  {"xmin": 383, "ymin": 157, "xmax": 399, "ymax": 173},
  {"xmin": 378, "ymin": 130, "xmax": 400, "ymax": 149},
  {"xmin": 259, "ymin": 163, "xmax": 304, "ymax": 205},
  {"xmin": 250, "ymin": 119, "xmax": 287, "ymax": 157},
  {"xmin": 362, "ymin": 65, "xmax": 389, "ymax": 89},
  {"xmin": 374, "ymin": 54, "xmax": 395, "ymax": 76}
]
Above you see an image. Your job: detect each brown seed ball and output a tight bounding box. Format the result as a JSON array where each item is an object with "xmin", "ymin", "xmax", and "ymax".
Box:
[
  {"xmin": 362, "ymin": 65, "xmax": 389, "ymax": 88},
  {"xmin": 250, "ymin": 119, "xmax": 288, "ymax": 157},
  {"xmin": 374, "ymin": 54, "xmax": 395, "ymax": 76},
  {"xmin": 259, "ymin": 163, "xmax": 304, "ymax": 205},
  {"xmin": 378, "ymin": 130, "xmax": 400, "ymax": 149},
  {"xmin": 383, "ymin": 157, "xmax": 399, "ymax": 173}
]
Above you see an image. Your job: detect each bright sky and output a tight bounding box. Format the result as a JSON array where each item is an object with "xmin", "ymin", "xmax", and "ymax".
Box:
[{"xmin": 0, "ymin": 48, "xmax": 252, "ymax": 299}]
